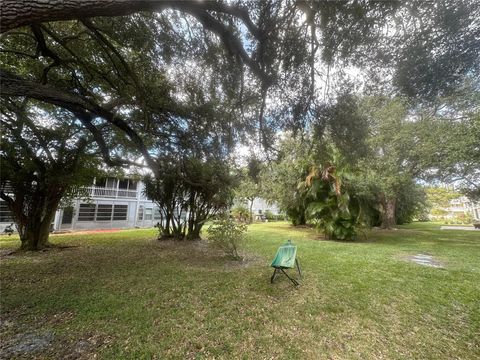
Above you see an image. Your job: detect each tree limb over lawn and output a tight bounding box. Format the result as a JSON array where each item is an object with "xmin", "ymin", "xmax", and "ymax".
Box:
[
  {"xmin": 0, "ymin": 69, "xmax": 157, "ymax": 171},
  {"xmin": 0, "ymin": 0, "xmax": 269, "ymax": 83}
]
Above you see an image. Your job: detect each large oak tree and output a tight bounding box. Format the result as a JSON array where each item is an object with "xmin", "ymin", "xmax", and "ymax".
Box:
[{"xmin": 1, "ymin": 0, "xmax": 479, "ymax": 247}]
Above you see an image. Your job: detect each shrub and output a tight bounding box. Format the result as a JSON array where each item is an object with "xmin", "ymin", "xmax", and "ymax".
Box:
[
  {"xmin": 275, "ymin": 214, "xmax": 286, "ymax": 221},
  {"xmin": 455, "ymin": 213, "xmax": 473, "ymax": 224},
  {"xmin": 231, "ymin": 205, "xmax": 250, "ymax": 223},
  {"xmin": 264, "ymin": 212, "xmax": 285, "ymax": 221},
  {"xmin": 207, "ymin": 216, "xmax": 248, "ymax": 260},
  {"xmin": 265, "ymin": 210, "xmax": 275, "ymax": 221},
  {"xmin": 303, "ymin": 163, "xmax": 358, "ymax": 241}
]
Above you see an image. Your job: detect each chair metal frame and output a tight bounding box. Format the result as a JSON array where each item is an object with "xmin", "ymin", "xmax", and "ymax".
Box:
[{"xmin": 270, "ymin": 246, "xmax": 302, "ymax": 286}]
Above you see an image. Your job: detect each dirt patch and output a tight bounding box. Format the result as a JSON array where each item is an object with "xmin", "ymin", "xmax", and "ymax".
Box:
[
  {"xmin": 0, "ymin": 245, "xmax": 80, "ymax": 263},
  {"xmin": 0, "ymin": 331, "xmax": 54, "ymax": 358},
  {"xmin": 0, "ymin": 331, "xmax": 113, "ymax": 359},
  {"xmin": 150, "ymin": 239, "xmax": 264, "ymax": 270},
  {"xmin": 222, "ymin": 253, "xmax": 265, "ymax": 270},
  {"xmin": 404, "ymin": 253, "xmax": 445, "ymax": 268},
  {"xmin": 290, "ymin": 224, "xmax": 314, "ymax": 229},
  {"xmin": 0, "ymin": 312, "xmax": 112, "ymax": 359},
  {"xmin": 63, "ymin": 333, "xmax": 114, "ymax": 359},
  {"xmin": 0, "ymin": 249, "xmax": 16, "ymax": 258},
  {"xmin": 312, "ymin": 234, "xmax": 328, "ymax": 241}
]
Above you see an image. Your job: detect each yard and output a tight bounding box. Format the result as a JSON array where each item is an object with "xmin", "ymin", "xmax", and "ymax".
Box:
[{"xmin": 0, "ymin": 222, "xmax": 479, "ymax": 359}]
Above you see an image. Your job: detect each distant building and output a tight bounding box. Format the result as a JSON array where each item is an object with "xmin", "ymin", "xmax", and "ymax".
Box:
[
  {"xmin": 0, "ymin": 177, "xmax": 160, "ymax": 233},
  {"xmin": 443, "ymin": 196, "xmax": 480, "ymax": 221},
  {"xmin": 251, "ymin": 198, "xmax": 281, "ymax": 218},
  {"xmin": 234, "ymin": 198, "xmax": 282, "ymax": 221}
]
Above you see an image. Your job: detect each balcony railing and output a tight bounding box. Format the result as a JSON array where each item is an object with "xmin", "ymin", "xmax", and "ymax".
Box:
[{"xmin": 85, "ymin": 186, "xmax": 138, "ymax": 199}]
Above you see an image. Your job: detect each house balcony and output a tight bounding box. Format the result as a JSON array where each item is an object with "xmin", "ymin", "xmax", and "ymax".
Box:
[{"xmin": 85, "ymin": 186, "xmax": 138, "ymax": 199}]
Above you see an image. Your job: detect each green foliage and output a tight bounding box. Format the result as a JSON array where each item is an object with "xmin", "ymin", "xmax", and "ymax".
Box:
[
  {"xmin": 235, "ymin": 177, "xmax": 259, "ymax": 223},
  {"xmin": 2, "ymin": 1, "xmax": 478, "ymax": 249},
  {"xmin": 0, "ymin": 100, "xmax": 100, "ymax": 249},
  {"xmin": 425, "ymin": 186, "xmax": 462, "ymax": 220},
  {"xmin": 231, "ymin": 205, "xmax": 250, "ymax": 223},
  {"xmin": 303, "ymin": 150, "xmax": 359, "ymax": 241},
  {"xmin": 264, "ymin": 210, "xmax": 274, "ymax": 221},
  {"xmin": 395, "ymin": 182, "xmax": 428, "ymax": 225},
  {"xmin": 207, "ymin": 215, "xmax": 247, "ymax": 260},
  {"xmin": 314, "ymin": 93, "xmax": 369, "ymax": 163},
  {"xmin": 457, "ymin": 213, "xmax": 474, "ymax": 225},
  {"xmin": 426, "ymin": 187, "xmax": 462, "ymax": 209},
  {"xmin": 261, "ymin": 136, "xmax": 314, "ymax": 226},
  {"xmin": 235, "ymin": 157, "xmax": 265, "ymax": 223},
  {"xmin": 307, "ymin": 191, "xmax": 357, "ymax": 241},
  {"xmin": 444, "ymin": 213, "xmax": 474, "ymax": 225},
  {"xmin": 415, "ymin": 110, "xmax": 480, "ymax": 200},
  {"xmin": 145, "ymin": 156, "xmax": 236, "ymax": 240},
  {"xmin": 392, "ymin": 1, "xmax": 480, "ymax": 100},
  {"xmin": 285, "ymin": 199, "xmax": 309, "ymax": 226}
]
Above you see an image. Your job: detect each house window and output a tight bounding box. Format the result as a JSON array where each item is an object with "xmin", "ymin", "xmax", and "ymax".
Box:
[
  {"xmin": 113, "ymin": 205, "xmax": 128, "ymax": 220},
  {"xmin": 119, "ymin": 179, "xmax": 137, "ymax": 190},
  {"xmin": 0, "ymin": 201, "xmax": 13, "ymax": 223},
  {"xmin": 96, "ymin": 177, "xmax": 116, "ymax": 188},
  {"xmin": 144, "ymin": 208, "xmax": 153, "ymax": 220},
  {"xmin": 118, "ymin": 179, "xmax": 129, "ymax": 189},
  {"xmin": 138, "ymin": 205, "xmax": 144, "ymax": 221},
  {"xmin": 95, "ymin": 178, "xmax": 106, "ymax": 188},
  {"xmin": 96, "ymin": 204, "xmax": 113, "ymax": 221},
  {"xmin": 128, "ymin": 181, "xmax": 137, "ymax": 190},
  {"xmin": 153, "ymin": 207, "xmax": 161, "ymax": 220},
  {"xmin": 61, "ymin": 207, "xmax": 74, "ymax": 224},
  {"xmin": 78, "ymin": 204, "xmax": 96, "ymax": 221}
]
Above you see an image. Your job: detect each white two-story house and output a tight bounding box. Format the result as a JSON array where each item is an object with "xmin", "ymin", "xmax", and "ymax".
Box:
[
  {"xmin": 53, "ymin": 177, "xmax": 160, "ymax": 231},
  {"xmin": 0, "ymin": 177, "xmax": 161, "ymax": 233}
]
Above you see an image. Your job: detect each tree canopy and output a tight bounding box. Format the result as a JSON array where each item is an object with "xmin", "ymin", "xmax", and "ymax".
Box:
[
  {"xmin": 1, "ymin": 0, "xmax": 479, "ymax": 247},
  {"xmin": 0, "ymin": 99, "xmax": 100, "ymax": 249},
  {"xmin": 2, "ymin": 0, "xmax": 478, "ymax": 161}
]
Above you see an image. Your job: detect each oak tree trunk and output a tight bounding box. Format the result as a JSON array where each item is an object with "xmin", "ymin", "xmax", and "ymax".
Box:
[
  {"xmin": 297, "ymin": 212, "xmax": 307, "ymax": 226},
  {"xmin": 186, "ymin": 224, "xmax": 202, "ymax": 240},
  {"xmin": 17, "ymin": 206, "xmax": 57, "ymax": 250},
  {"xmin": 379, "ymin": 195, "xmax": 396, "ymax": 229},
  {"xmin": 249, "ymin": 198, "xmax": 254, "ymax": 223}
]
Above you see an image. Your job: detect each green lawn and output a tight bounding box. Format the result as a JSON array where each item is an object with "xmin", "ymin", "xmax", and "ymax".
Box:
[{"xmin": 1, "ymin": 223, "xmax": 479, "ymax": 359}]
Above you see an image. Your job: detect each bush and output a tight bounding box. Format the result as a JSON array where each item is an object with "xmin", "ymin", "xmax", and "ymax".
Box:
[
  {"xmin": 264, "ymin": 212, "xmax": 285, "ymax": 221},
  {"xmin": 265, "ymin": 210, "xmax": 275, "ymax": 221},
  {"xmin": 275, "ymin": 214, "xmax": 286, "ymax": 221},
  {"xmin": 207, "ymin": 216, "xmax": 248, "ymax": 260},
  {"xmin": 455, "ymin": 213, "xmax": 473, "ymax": 224},
  {"xmin": 231, "ymin": 205, "xmax": 250, "ymax": 223}
]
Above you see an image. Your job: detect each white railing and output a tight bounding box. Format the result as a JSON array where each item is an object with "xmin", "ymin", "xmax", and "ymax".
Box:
[{"xmin": 85, "ymin": 186, "xmax": 138, "ymax": 199}]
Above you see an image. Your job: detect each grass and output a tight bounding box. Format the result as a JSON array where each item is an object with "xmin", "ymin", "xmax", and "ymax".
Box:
[{"xmin": 1, "ymin": 222, "xmax": 479, "ymax": 359}]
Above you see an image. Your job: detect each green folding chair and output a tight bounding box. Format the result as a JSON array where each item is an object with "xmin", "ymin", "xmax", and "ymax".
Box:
[{"xmin": 270, "ymin": 240, "xmax": 302, "ymax": 286}]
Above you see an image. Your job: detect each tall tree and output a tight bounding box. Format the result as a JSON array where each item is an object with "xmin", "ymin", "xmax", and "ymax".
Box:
[
  {"xmin": 145, "ymin": 156, "xmax": 236, "ymax": 240},
  {"xmin": 262, "ymin": 136, "xmax": 314, "ymax": 226},
  {"xmin": 410, "ymin": 84, "xmax": 480, "ymax": 199},
  {"xmin": 0, "ymin": 100, "xmax": 100, "ymax": 249},
  {"xmin": 358, "ymin": 97, "xmax": 420, "ymax": 228}
]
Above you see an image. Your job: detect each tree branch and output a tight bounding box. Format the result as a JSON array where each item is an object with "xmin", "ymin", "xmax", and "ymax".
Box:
[
  {"xmin": 1, "ymin": 0, "xmax": 270, "ymax": 84},
  {"xmin": 1, "ymin": 69, "xmax": 157, "ymax": 171}
]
